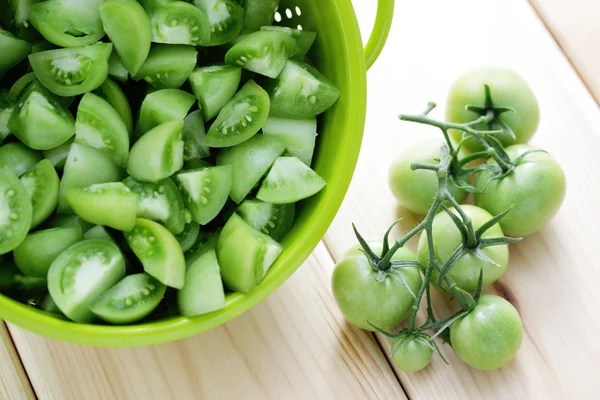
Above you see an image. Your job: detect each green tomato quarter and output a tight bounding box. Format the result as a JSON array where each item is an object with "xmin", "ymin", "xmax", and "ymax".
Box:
[
  {"xmin": 450, "ymin": 294, "xmax": 523, "ymax": 370},
  {"xmin": 0, "ymin": 167, "xmax": 33, "ymax": 255},
  {"xmin": 19, "ymin": 159, "xmax": 60, "ymax": 228}
]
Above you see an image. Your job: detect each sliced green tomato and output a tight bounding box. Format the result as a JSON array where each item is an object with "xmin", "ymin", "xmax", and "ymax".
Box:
[
  {"xmin": 13, "ymin": 226, "xmax": 83, "ymax": 277},
  {"xmin": 225, "ymin": 31, "xmax": 297, "ymax": 78},
  {"xmin": 240, "ymin": 0, "xmax": 278, "ymax": 33},
  {"xmin": 58, "ymin": 143, "xmax": 122, "ymax": 213},
  {"xmin": 257, "ymin": 156, "xmax": 325, "ymax": 204},
  {"xmin": 0, "ymin": 0, "xmax": 40, "ymax": 41},
  {"xmin": 0, "ymin": 167, "xmax": 33, "ymax": 255},
  {"xmin": 127, "ymin": 120, "xmax": 184, "ymax": 182},
  {"xmin": 84, "ymin": 225, "xmax": 115, "ymax": 242},
  {"xmin": 123, "ymin": 176, "xmax": 187, "ymax": 235},
  {"xmin": 8, "ymin": 81, "xmax": 75, "ymax": 150},
  {"xmin": 0, "ymin": 28, "xmax": 31, "ymax": 75},
  {"xmin": 0, "ymin": 97, "xmax": 14, "ymax": 144},
  {"xmin": 29, "ymin": 42, "xmax": 112, "ymax": 97},
  {"xmin": 94, "ymin": 79, "xmax": 134, "ymax": 137},
  {"xmin": 185, "ymin": 230, "xmax": 219, "ymax": 266},
  {"xmin": 267, "ymin": 60, "xmax": 341, "ymax": 118},
  {"xmin": 0, "ymin": 142, "xmax": 42, "ymax": 177},
  {"xmin": 182, "ymin": 111, "xmax": 210, "ymax": 161},
  {"xmin": 216, "ymin": 134, "xmax": 286, "ymax": 203},
  {"xmin": 175, "ymin": 222, "xmax": 200, "ymax": 252},
  {"xmin": 134, "ymin": 44, "xmax": 198, "ymax": 89},
  {"xmin": 30, "ymin": 0, "xmax": 105, "ymax": 48},
  {"xmin": 137, "ymin": 89, "xmax": 195, "ymax": 137},
  {"xmin": 42, "ymin": 137, "xmax": 72, "ymax": 170},
  {"xmin": 47, "ymin": 239, "xmax": 126, "ymax": 323},
  {"xmin": 99, "ymin": 0, "xmax": 152, "ymax": 76},
  {"xmin": 237, "ymin": 199, "xmax": 294, "ymax": 241},
  {"xmin": 262, "ymin": 117, "xmax": 317, "ymax": 166},
  {"xmin": 126, "ymin": 218, "xmax": 186, "ymax": 289},
  {"xmin": 149, "ymin": 1, "xmax": 210, "ymax": 46},
  {"xmin": 8, "ymin": 72, "xmax": 37, "ymax": 100},
  {"xmin": 108, "ymin": 49, "xmax": 129, "ymax": 82},
  {"xmin": 204, "ymin": 80, "xmax": 269, "ymax": 148},
  {"xmin": 75, "ymin": 93, "xmax": 130, "ymax": 167},
  {"xmin": 193, "ymin": 0, "xmax": 244, "ymax": 46},
  {"xmin": 19, "ymin": 159, "xmax": 59, "ymax": 228},
  {"xmin": 43, "ymin": 213, "xmax": 94, "ymax": 232},
  {"xmin": 176, "ymin": 165, "xmax": 232, "ymax": 225},
  {"xmin": 41, "ymin": 294, "xmax": 65, "ymax": 317},
  {"xmin": 178, "ymin": 249, "xmax": 225, "ymax": 316},
  {"xmin": 217, "ymin": 212, "xmax": 282, "ymax": 293},
  {"xmin": 91, "ymin": 273, "xmax": 167, "ymax": 324},
  {"xmin": 261, "ymin": 26, "xmax": 316, "ymax": 58},
  {"xmin": 189, "ymin": 65, "xmax": 242, "ymax": 122},
  {"xmin": 66, "ymin": 182, "xmax": 138, "ymax": 231}
]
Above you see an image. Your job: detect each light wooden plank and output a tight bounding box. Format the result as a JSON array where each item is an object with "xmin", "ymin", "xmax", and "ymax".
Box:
[
  {"xmin": 9, "ymin": 244, "xmax": 406, "ymax": 400},
  {"xmin": 530, "ymin": 0, "xmax": 600, "ymax": 103},
  {"xmin": 0, "ymin": 323, "xmax": 35, "ymax": 400},
  {"xmin": 324, "ymin": 0, "xmax": 600, "ymax": 398}
]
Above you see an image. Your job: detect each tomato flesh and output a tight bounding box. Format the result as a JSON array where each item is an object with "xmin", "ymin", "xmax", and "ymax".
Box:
[
  {"xmin": 0, "ymin": 167, "xmax": 33, "ymax": 255},
  {"xmin": 19, "ymin": 159, "xmax": 60, "ymax": 228},
  {"xmin": 237, "ymin": 199, "xmax": 294, "ymax": 242},
  {"xmin": 188, "ymin": 64, "xmax": 242, "ymax": 121},
  {"xmin": 0, "ymin": 142, "xmax": 42, "ymax": 177},
  {"xmin": 178, "ymin": 249, "xmax": 225, "ymax": 316}
]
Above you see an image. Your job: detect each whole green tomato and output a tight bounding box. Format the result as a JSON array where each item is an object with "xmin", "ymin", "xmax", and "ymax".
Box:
[
  {"xmin": 332, "ymin": 241, "xmax": 422, "ymax": 331},
  {"xmin": 474, "ymin": 144, "xmax": 566, "ymax": 237},
  {"xmin": 445, "ymin": 66, "xmax": 539, "ymax": 153},
  {"xmin": 450, "ymin": 294, "xmax": 523, "ymax": 370},
  {"xmin": 388, "ymin": 138, "xmax": 467, "ymax": 215},
  {"xmin": 417, "ymin": 205, "xmax": 508, "ymax": 292},
  {"xmin": 390, "ymin": 335, "xmax": 433, "ymax": 373}
]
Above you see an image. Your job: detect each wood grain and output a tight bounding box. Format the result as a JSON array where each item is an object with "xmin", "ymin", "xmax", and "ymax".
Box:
[
  {"xmin": 0, "ymin": 323, "xmax": 35, "ymax": 400},
  {"xmin": 8, "ymin": 244, "xmax": 405, "ymax": 400},
  {"xmin": 530, "ymin": 0, "xmax": 600, "ymax": 103},
  {"xmin": 324, "ymin": 0, "xmax": 600, "ymax": 398}
]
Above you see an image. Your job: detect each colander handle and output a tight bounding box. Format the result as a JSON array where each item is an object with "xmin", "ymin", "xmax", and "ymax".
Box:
[{"xmin": 364, "ymin": 0, "xmax": 395, "ymax": 70}]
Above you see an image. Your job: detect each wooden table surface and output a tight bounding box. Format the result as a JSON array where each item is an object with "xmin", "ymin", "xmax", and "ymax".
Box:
[{"xmin": 2, "ymin": 0, "xmax": 600, "ymax": 399}]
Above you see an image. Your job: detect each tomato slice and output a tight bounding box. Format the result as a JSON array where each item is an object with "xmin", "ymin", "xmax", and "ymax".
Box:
[
  {"xmin": 0, "ymin": 91, "xmax": 15, "ymax": 144},
  {"xmin": 0, "ymin": 28, "xmax": 31, "ymax": 76},
  {"xmin": 29, "ymin": 42, "xmax": 112, "ymax": 97},
  {"xmin": 42, "ymin": 137, "xmax": 73, "ymax": 170},
  {"xmin": 8, "ymin": 81, "xmax": 76, "ymax": 150},
  {"xmin": 237, "ymin": 199, "xmax": 294, "ymax": 242},
  {"xmin": 75, "ymin": 93, "xmax": 130, "ymax": 167},
  {"xmin": 90, "ymin": 273, "xmax": 167, "ymax": 324},
  {"xmin": 193, "ymin": 0, "xmax": 244, "ymax": 46},
  {"xmin": 30, "ymin": 0, "xmax": 105, "ymax": 48},
  {"xmin": 19, "ymin": 159, "xmax": 59, "ymax": 228},
  {"xmin": 240, "ymin": 0, "xmax": 278, "ymax": 33},
  {"xmin": 256, "ymin": 156, "xmax": 326, "ymax": 204},
  {"xmin": 178, "ymin": 249, "xmax": 225, "ymax": 316},
  {"xmin": 216, "ymin": 134, "xmax": 286, "ymax": 203},
  {"xmin": 94, "ymin": 79, "xmax": 134, "ymax": 137},
  {"xmin": 217, "ymin": 212, "xmax": 282, "ymax": 293},
  {"xmin": 185, "ymin": 230, "xmax": 219, "ymax": 266},
  {"xmin": 127, "ymin": 120, "xmax": 184, "ymax": 182},
  {"xmin": 13, "ymin": 226, "xmax": 83, "ymax": 277},
  {"xmin": 83, "ymin": 225, "xmax": 115, "ymax": 242},
  {"xmin": 0, "ymin": 167, "xmax": 33, "ymax": 255},
  {"xmin": 225, "ymin": 31, "xmax": 297, "ymax": 78},
  {"xmin": 204, "ymin": 80, "xmax": 269, "ymax": 148},
  {"xmin": 123, "ymin": 176, "xmax": 187, "ymax": 235},
  {"xmin": 182, "ymin": 110, "xmax": 210, "ymax": 161},
  {"xmin": 0, "ymin": 142, "xmax": 42, "ymax": 177},
  {"xmin": 148, "ymin": 1, "xmax": 211, "ymax": 46},
  {"xmin": 188, "ymin": 65, "xmax": 241, "ymax": 121},
  {"xmin": 262, "ymin": 117, "xmax": 317, "ymax": 166},
  {"xmin": 267, "ymin": 60, "xmax": 340, "ymax": 118},
  {"xmin": 176, "ymin": 165, "xmax": 232, "ymax": 225},
  {"xmin": 66, "ymin": 182, "xmax": 139, "ymax": 231},
  {"xmin": 8, "ymin": 72, "xmax": 37, "ymax": 100},
  {"xmin": 133, "ymin": 44, "xmax": 197, "ymax": 89},
  {"xmin": 125, "ymin": 218, "xmax": 186, "ymax": 289},
  {"xmin": 261, "ymin": 26, "xmax": 316, "ymax": 58},
  {"xmin": 47, "ymin": 239, "xmax": 126, "ymax": 322},
  {"xmin": 137, "ymin": 88, "xmax": 195, "ymax": 137},
  {"xmin": 99, "ymin": 0, "xmax": 152, "ymax": 76},
  {"xmin": 175, "ymin": 222, "xmax": 200, "ymax": 252},
  {"xmin": 58, "ymin": 143, "xmax": 122, "ymax": 213},
  {"xmin": 0, "ymin": 0, "xmax": 41, "ymax": 41},
  {"xmin": 41, "ymin": 294, "xmax": 66, "ymax": 318},
  {"xmin": 107, "ymin": 49, "xmax": 129, "ymax": 82}
]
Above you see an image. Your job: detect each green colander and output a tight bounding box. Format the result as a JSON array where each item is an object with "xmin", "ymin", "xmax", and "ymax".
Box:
[{"xmin": 0, "ymin": 0, "xmax": 395, "ymax": 347}]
